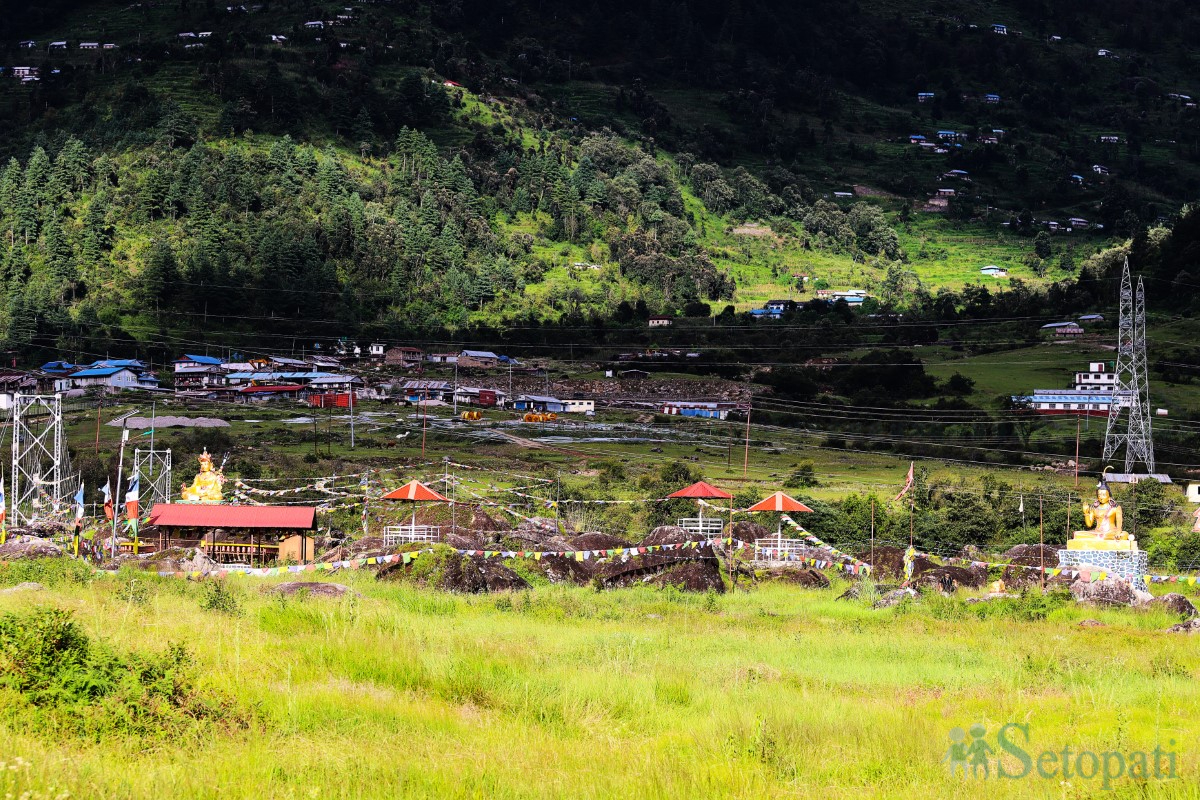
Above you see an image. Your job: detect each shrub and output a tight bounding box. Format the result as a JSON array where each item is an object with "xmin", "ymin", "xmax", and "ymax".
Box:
[
  {"xmin": 0, "ymin": 557, "xmax": 95, "ymax": 588},
  {"xmin": 0, "ymin": 607, "xmax": 255, "ymax": 740},
  {"xmin": 199, "ymin": 580, "xmax": 243, "ymax": 616}
]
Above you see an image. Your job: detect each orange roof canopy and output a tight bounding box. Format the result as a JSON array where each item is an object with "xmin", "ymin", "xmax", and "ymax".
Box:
[
  {"xmin": 381, "ymin": 479, "xmax": 451, "ymax": 502},
  {"xmin": 667, "ymin": 480, "xmax": 733, "ymax": 500},
  {"xmin": 746, "ymin": 491, "xmax": 814, "ymax": 513}
]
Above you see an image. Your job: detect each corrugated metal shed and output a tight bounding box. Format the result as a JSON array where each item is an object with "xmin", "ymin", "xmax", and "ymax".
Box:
[{"xmin": 149, "ymin": 504, "xmax": 316, "ymax": 528}]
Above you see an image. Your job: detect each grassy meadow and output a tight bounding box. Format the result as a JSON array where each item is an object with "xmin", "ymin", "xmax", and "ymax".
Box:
[{"xmin": 1, "ymin": 568, "xmax": 1198, "ymax": 799}]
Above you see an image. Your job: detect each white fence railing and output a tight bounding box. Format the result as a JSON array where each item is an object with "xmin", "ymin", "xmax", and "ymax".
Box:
[
  {"xmin": 382, "ymin": 525, "xmax": 442, "ymax": 546},
  {"xmin": 753, "ymin": 535, "xmax": 809, "ymax": 561},
  {"xmin": 677, "ymin": 517, "xmax": 725, "ymax": 537}
]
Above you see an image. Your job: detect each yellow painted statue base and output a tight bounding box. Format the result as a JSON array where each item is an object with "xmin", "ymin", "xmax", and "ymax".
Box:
[{"xmin": 1067, "ymin": 534, "xmax": 1137, "ymax": 551}]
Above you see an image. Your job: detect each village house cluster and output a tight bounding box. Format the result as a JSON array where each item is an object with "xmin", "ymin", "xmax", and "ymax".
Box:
[
  {"xmin": 0, "ymin": 342, "xmax": 617, "ymax": 415},
  {"xmin": 1008, "ymin": 353, "xmax": 1172, "ymax": 421}
]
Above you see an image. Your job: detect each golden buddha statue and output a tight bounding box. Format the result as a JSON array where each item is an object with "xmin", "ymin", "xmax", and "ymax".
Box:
[
  {"xmin": 181, "ymin": 449, "xmax": 224, "ymax": 503},
  {"xmin": 1068, "ymin": 472, "xmax": 1136, "ymax": 551}
]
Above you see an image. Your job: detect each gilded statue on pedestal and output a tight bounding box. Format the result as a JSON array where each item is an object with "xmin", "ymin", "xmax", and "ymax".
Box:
[
  {"xmin": 181, "ymin": 449, "xmax": 224, "ymax": 503},
  {"xmin": 1068, "ymin": 469, "xmax": 1135, "ymax": 551}
]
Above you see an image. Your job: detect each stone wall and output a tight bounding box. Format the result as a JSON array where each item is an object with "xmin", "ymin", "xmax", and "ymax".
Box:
[{"xmin": 1058, "ymin": 548, "xmax": 1148, "ymax": 591}]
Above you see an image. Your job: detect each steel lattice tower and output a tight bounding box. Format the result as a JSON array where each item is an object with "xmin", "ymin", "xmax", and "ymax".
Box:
[
  {"xmin": 1102, "ymin": 259, "xmax": 1156, "ymax": 472},
  {"xmin": 10, "ymin": 394, "xmax": 73, "ymax": 526},
  {"xmin": 133, "ymin": 447, "xmax": 173, "ymax": 509}
]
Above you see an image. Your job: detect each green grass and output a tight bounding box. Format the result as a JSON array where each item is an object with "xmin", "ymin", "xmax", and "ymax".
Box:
[{"xmin": 2, "ymin": 573, "xmax": 1198, "ymax": 798}]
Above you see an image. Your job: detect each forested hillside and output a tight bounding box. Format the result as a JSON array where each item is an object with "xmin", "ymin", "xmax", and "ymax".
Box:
[{"xmin": 2, "ymin": 0, "xmax": 1200, "ymax": 356}]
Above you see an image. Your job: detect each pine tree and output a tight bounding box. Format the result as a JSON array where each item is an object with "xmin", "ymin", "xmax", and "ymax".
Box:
[
  {"xmin": 317, "ymin": 146, "xmax": 347, "ymax": 200},
  {"xmin": 53, "ymin": 137, "xmax": 91, "ymax": 198},
  {"xmin": 24, "ymin": 147, "xmax": 51, "ymax": 211},
  {"xmin": 81, "ymin": 193, "xmax": 112, "ymax": 267},
  {"xmin": 137, "ymin": 238, "xmax": 179, "ymax": 308}
]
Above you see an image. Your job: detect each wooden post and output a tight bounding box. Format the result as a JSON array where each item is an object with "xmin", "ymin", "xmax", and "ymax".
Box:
[
  {"xmin": 1039, "ymin": 494, "xmax": 1044, "ymax": 589},
  {"xmin": 909, "ymin": 498, "xmax": 914, "ymax": 548},
  {"xmin": 742, "ymin": 402, "xmax": 752, "ymax": 479},
  {"xmin": 1074, "ymin": 416, "xmax": 1081, "ymax": 488},
  {"xmin": 870, "ymin": 498, "xmax": 875, "ymax": 569},
  {"xmin": 94, "ymin": 398, "xmax": 103, "ymax": 453}
]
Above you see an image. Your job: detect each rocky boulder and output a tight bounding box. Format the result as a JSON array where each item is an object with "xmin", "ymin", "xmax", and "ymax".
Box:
[
  {"xmin": 652, "ymin": 561, "xmax": 725, "ymax": 592},
  {"xmin": 517, "ymin": 553, "xmax": 593, "ymax": 585},
  {"xmin": 729, "ymin": 520, "xmax": 771, "ymax": 542},
  {"xmin": 873, "ymin": 587, "xmax": 918, "ymax": 609},
  {"xmin": 570, "ymin": 532, "xmax": 630, "ymax": 551},
  {"xmin": 0, "ymin": 581, "xmax": 45, "ymax": 594},
  {"xmin": 854, "ymin": 544, "xmax": 934, "ymax": 581},
  {"xmin": 133, "ymin": 546, "xmax": 219, "ymax": 575},
  {"xmin": 1070, "ymin": 575, "xmax": 1136, "ymax": 606},
  {"xmin": 377, "ymin": 548, "xmax": 529, "ymax": 593},
  {"xmin": 913, "ymin": 565, "xmax": 986, "ymax": 590},
  {"xmin": 759, "ymin": 567, "xmax": 830, "ymax": 588},
  {"xmin": 1150, "ymin": 593, "xmax": 1198, "ymax": 618},
  {"xmin": 270, "ymin": 582, "xmax": 357, "ymax": 598},
  {"xmin": 640, "ymin": 525, "xmax": 706, "ymax": 547},
  {"xmin": 1166, "ymin": 619, "xmax": 1200, "ymax": 634},
  {"xmin": 0, "ymin": 535, "xmax": 63, "ymax": 560}
]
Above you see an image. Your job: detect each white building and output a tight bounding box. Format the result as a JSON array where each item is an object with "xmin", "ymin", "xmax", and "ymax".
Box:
[
  {"xmin": 648, "ymin": 316, "xmax": 673, "ymax": 328},
  {"xmin": 60, "ymin": 367, "xmax": 145, "ymax": 393},
  {"xmin": 562, "ymin": 398, "xmax": 595, "ymax": 414},
  {"xmin": 1074, "ymin": 361, "xmax": 1116, "ymax": 391}
]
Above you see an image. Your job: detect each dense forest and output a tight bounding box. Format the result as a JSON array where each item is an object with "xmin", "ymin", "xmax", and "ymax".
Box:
[{"xmin": 2, "ymin": 0, "xmax": 1200, "ymax": 359}]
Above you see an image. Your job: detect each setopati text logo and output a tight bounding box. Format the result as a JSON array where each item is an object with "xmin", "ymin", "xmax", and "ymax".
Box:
[{"xmin": 943, "ymin": 723, "xmax": 1178, "ymax": 789}]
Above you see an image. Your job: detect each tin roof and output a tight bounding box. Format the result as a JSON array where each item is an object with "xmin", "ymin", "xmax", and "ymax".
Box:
[
  {"xmin": 149, "ymin": 504, "xmax": 316, "ymax": 528},
  {"xmin": 178, "ymin": 354, "xmax": 223, "ymax": 365}
]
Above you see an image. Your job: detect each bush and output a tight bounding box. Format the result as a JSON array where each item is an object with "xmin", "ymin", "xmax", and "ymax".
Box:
[
  {"xmin": 0, "ymin": 557, "xmax": 95, "ymax": 588},
  {"xmin": 199, "ymin": 580, "xmax": 244, "ymax": 616},
  {"xmin": 0, "ymin": 607, "xmax": 255, "ymax": 739},
  {"xmin": 783, "ymin": 463, "xmax": 819, "ymax": 489}
]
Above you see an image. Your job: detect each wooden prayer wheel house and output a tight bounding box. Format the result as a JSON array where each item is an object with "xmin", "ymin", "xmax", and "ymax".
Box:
[{"xmin": 147, "ymin": 504, "xmax": 317, "ymax": 565}]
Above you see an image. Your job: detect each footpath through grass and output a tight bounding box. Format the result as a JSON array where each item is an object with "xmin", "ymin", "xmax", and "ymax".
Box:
[{"xmin": 1, "ymin": 570, "xmax": 1198, "ymax": 799}]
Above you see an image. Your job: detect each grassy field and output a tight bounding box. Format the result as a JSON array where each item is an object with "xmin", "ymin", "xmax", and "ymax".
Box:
[{"xmin": 1, "ymin": 570, "xmax": 1198, "ymax": 799}]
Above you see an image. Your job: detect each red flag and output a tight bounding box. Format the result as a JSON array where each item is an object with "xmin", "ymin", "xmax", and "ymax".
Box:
[
  {"xmin": 102, "ymin": 480, "xmax": 114, "ymax": 521},
  {"xmin": 893, "ymin": 461, "xmax": 915, "ymax": 502}
]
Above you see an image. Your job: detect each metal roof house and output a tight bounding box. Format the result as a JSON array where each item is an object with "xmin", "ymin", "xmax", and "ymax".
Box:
[
  {"xmin": 40, "ymin": 360, "xmax": 75, "ymax": 374},
  {"xmin": 1010, "ymin": 390, "xmax": 1115, "ymax": 416},
  {"xmin": 513, "ymin": 394, "xmax": 567, "ymax": 413},
  {"xmin": 174, "ymin": 354, "xmax": 224, "ymax": 372},
  {"xmin": 1040, "ymin": 321, "xmax": 1085, "ymax": 337},
  {"xmin": 59, "ymin": 367, "xmax": 145, "ymax": 393}
]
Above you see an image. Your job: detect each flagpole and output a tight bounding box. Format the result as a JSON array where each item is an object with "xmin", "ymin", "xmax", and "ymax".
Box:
[
  {"xmin": 742, "ymin": 401, "xmax": 752, "ymax": 479},
  {"xmin": 1039, "ymin": 494, "xmax": 1045, "ymax": 590},
  {"xmin": 112, "ymin": 427, "xmax": 128, "ymax": 560},
  {"xmin": 870, "ymin": 498, "xmax": 875, "ymax": 569}
]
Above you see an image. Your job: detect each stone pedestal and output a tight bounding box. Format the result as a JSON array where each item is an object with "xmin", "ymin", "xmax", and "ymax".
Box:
[{"xmin": 1058, "ymin": 548, "xmax": 1148, "ymax": 592}]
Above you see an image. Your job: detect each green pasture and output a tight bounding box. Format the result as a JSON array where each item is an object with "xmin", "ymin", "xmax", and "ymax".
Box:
[{"xmin": 1, "ymin": 571, "xmax": 1198, "ymax": 799}]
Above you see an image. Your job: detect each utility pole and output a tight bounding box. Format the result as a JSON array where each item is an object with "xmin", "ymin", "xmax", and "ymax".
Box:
[
  {"xmin": 1038, "ymin": 494, "xmax": 1044, "ymax": 589},
  {"xmin": 349, "ymin": 389, "xmax": 355, "ymax": 449},
  {"xmin": 870, "ymin": 498, "xmax": 875, "ymax": 569},
  {"xmin": 1074, "ymin": 415, "xmax": 1080, "ymax": 488},
  {"xmin": 742, "ymin": 401, "xmax": 752, "ymax": 478},
  {"xmin": 94, "ymin": 397, "xmax": 103, "ymax": 453},
  {"xmin": 453, "ymin": 361, "xmax": 458, "ymax": 416}
]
